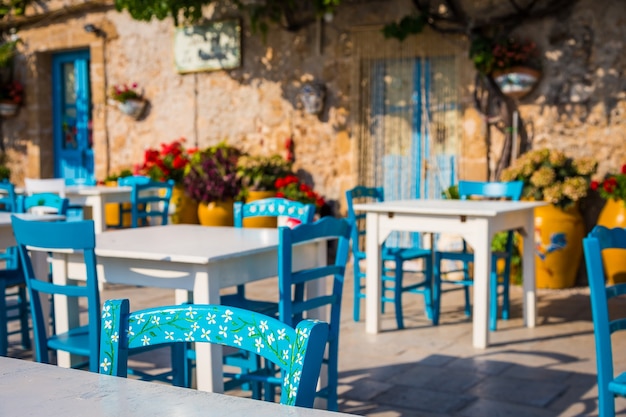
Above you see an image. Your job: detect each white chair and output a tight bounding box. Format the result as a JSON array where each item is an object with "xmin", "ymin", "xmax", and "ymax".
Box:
[{"xmin": 24, "ymin": 178, "xmax": 66, "ymax": 197}]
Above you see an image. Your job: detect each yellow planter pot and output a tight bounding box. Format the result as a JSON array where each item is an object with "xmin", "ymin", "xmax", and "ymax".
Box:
[
  {"xmin": 197, "ymin": 199, "xmax": 234, "ymax": 226},
  {"xmin": 170, "ymin": 185, "xmax": 199, "ymax": 224},
  {"xmin": 596, "ymin": 199, "xmax": 626, "ymax": 284},
  {"xmin": 534, "ymin": 204, "xmax": 585, "ymax": 289},
  {"xmin": 104, "ymin": 180, "xmax": 132, "ymax": 228},
  {"xmin": 243, "ymin": 190, "xmax": 277, "ymax": 228}
]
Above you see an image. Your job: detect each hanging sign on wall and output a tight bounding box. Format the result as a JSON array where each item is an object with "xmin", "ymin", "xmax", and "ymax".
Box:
[{"xmin": 174, "ymin": 19, "xmax": 242, "ymax": 73}]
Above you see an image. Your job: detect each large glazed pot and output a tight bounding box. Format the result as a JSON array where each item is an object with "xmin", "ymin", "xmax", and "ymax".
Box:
[
  {"xmin": 197, "ymin": 199, "xmax": 234, "ymax": 226},
  {"xmin": 534, "ymin": 204, "xmax": 585, "ymax": 289},
  {"xmin": 170, "ymin": 185, "xmax": 199, "ymax": 224},
  {"xmin": 243, "ymin": 190, "xmax": 277, "ymax": 228},
  {"xmin": 597, "ymin": 199, "xmax": 626, "ymax": 284}
]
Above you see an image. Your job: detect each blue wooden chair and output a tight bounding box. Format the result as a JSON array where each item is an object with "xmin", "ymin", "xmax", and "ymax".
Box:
[
  {"xmin": 118, "ymin": 176, "xmax": 175, "ymax": 228},
  {"xmin": 19, "ymin": 192, "xmax": 69, "ymax": 215},
  {"xmin": 0, "ymin": 180, "xmax": 30, "ymax": 356},
  {"xmin": 434, "ymin": 180, "xmax": 523, "ymax": 331},
  {"xmin": 345, "ymin": 186, "xmax": 434, "ymax": 329},
  {"xmin": 223, "ymin": 197, "xmax": 316, "ymax": 312},
  {"xmin": 584, "ymin": 226, "xmax": 626, "ymax": 417},
  {"xmin": 11, "ymin": 216, "xmax": 100, "ymax": 371},
  {"xmin": 99, "ymin": 299, "xmax": 329, "ymax": 408},
  {"xmin": 250, "ymin": 216, "xmax": 350, "ymax": 410}
]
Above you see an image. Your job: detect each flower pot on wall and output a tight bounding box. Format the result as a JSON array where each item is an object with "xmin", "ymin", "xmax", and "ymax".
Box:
[
  {"xmin": 534, "ymin": 204, "xmax": 585, "ymax": 289},
  {"xmin": 197, "ymin": 199, "xmax": 234, "ymax": 226},
  {"xmin": 0, "ymin": 101, "xmax": 19, "ymax": 117},
  {"xmin": 596, "ymin": 199, "xmax": 626, "ymax": 284},
  {"xmin": 117, "ymin": 98, "xmax": 146, "ymax": 119},
  {"xmin": 243, "ymin": 190, "xmax": 277, "ymax": 228},
  {"xmin": 492, "ymin": 66, "xmax": 541, "ymax": 99},
  {"xmin": 170, "ymin": 185, "xmax": 199, "ymax": 224}
]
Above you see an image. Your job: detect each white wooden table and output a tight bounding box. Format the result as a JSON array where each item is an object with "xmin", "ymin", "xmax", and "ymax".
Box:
[
  {"xmin": 0, "ymin": 357, "xmax": 356, "ymax": 417},
  {"xmin": 354, "ymin": 199, "xmax": 545, "ymax": 349},
  {"xmin": 49, "ymin": 224, "xmax": 326, "ymax": 393},
  {"xmin": 65, "ymin": 185, "xmax": 132, "ymax": 234}
]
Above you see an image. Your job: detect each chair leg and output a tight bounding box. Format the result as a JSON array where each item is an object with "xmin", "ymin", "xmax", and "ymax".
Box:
[
  {"xmin": 393, "ymin": 260, "xmax": 404, "ymax": 330},
  {"xmin": 17, "ymin": 285, "xmax": 30, "ymax": 349},
  {"xmin": 489, "ymin": 268, "xmax": 499, "ymax": 331},
  {"xmin": 463, "ymin": 286, "xmax": 471, "ymax": 317},
  {"xmin": 432, "ymin": 254, "xmax": 441, "ymax": 326},
  {"xmin": 0, "ymin": 282, "xmax": 7, "ymax": 356},
  {"xmin": 422, "ymin": 257, "xmax": 434, "ymax": 322},
  {"xmin": 353, "ymin": 266, "xmax": 361, "ymax": 322}
]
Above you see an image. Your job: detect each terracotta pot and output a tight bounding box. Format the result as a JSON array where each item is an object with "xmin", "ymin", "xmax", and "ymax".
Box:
[
  {"xmin": 243, "ymin": 190, "xmax": 277, "ymax": 228},
  {"xmin": 597, "ymin": 199, "xmax": 626, "ymax": 284},
  {"xmin": 197, "ymin": 199, "xmax": 234, "ymax": 226},
  {"xmin": 492, "ymin": 66, "xmax": 541, "ymax": 99},
  {"xmin": 534, "ymin": 204, "xmax": 585, "ymax": 289},
  {"xmin": 170, "ymin": 185, "xmax": 199, "ymax": 224}
]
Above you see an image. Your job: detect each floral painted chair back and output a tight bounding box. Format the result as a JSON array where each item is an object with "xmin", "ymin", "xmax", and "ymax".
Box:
[
  {"xmin": 99, "ymin": 299, "xmax": 329, "ymax": 408},
  {"xmin": 233, "ymin": 197, "xmax": 315, "ymax": 227}
]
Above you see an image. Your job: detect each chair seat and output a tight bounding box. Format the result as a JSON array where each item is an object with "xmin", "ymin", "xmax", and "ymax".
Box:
[
  {"xmin": 47, "ymin": 325, "xmax": 92, "ymax": 357},
  {"xmin": 383, "ymin": 246, "xmax": 431, "ymax": 261},
  {"xmin": 220, "ymin": 294, "xmax": 279, "ymax": 317}
]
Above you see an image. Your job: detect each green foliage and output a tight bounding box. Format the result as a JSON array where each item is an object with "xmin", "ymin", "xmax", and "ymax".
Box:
[
  {"xmin": 104, "ymin": 169, "xmax": 133, "ymax": 182},
  {"xmin": 442, "ymin": 184, "xmax": 459, "ymax": 200},
  {"xmin": 0, "ymin": 165, "xmax": 10, "ymax": 181},
  {"xmin": 237, "ymin": 154, "xmax": 293, "ymax": 192},
  {"xmin": 0, "ymin": 40, "xmax": 18, "ymax": 69},
  {"xmin": 114, "ymin": 0, "xmax": 213, "ymax": 26},
  {"xmin": 382, "ymin": 14, "xmax": 427, "ymax": 41}
]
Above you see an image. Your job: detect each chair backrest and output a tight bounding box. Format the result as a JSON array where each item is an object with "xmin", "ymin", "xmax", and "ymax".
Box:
[
  {"xmin": 24, "ymin": 178, "xmax": 66, "ymax": 197},
  {"xmin": 19, "ymin": 193, "xmax": 69, "ymax": 215},
  {"xmin": 118, "ymin": 176, "xmax": 175, "ymax": 228},
  {"xmin": 458, "ymin": 180, "xmax": 523, "ymax": 201},
  {"xmin": 234, "ymin": 197, "xmax": 316, "ymax": 228},
  {"xmin": 99, "ymin": 299, "xmax": 329, "ymax": 408},
  {"xmin": 0, "ymin": 180, "xmax": 17, "ymax": 212},
  {"xmin": 345, "ymin": 186, "xmax": 384, "ymax": 258},
  {"xmin": 65, "ymin": 178, "xmax": 97, "ymax": 186},
  {"xmin": 11, "ymin": 215, "xmax": 101, "ymax": 372},
  {"xmin": 584, "ymin": 226, "xmax": 626, "ymax": 417}
]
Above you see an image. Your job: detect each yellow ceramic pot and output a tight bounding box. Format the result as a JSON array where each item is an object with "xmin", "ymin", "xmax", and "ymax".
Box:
[
  {"xmin": 534, "ymin": 204, "xmax": 585, "ymax": 289},
  {"xmin": 596, "ymin": 199, "xmax": 626, "ymax": 284},
  {"xmin": 243, "ymin": 190, "xmax": 277, "ymax": 228},
  {"xmin": 170, "ymin": 185, "xmax": 199, "ymax": 224},
  {"xmin": 597, "ymin": 198, "xmax": 626, "ymax": 228},
  {"xmin": 105, "ymin": 180, "xmax": 132, "ymax": 228},
  {"xmin": 197, "ymin": 199, "xmax": 234, "ymax": 226}
]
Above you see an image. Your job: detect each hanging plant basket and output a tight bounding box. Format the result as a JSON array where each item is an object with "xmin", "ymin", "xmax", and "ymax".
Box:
[
  {"xmin": 116, "ymin": 98, "xmax": 146, "ymax": 119},
  {"xmin": 492, "ymin": 66, "xmax": 541, "ymax": 99},
  {"xmin": 0, "ymin": 101, "xmax": 19, "ymax": 117}
]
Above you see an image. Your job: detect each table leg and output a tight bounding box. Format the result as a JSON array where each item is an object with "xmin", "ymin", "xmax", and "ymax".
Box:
[
  {"xmin": 365, "ymin": 212, "xmax": 382, "ymax": 334},
  {"xmin": 49, "ymin": 253, "xmax": 80, "ymax": 367},
  {"xmin": 91, "ymin": 196, "xmax": 105, "ymax": 234},
  {"xmin": 522, "ymin": 212, "xmax": 537, "ymax": 328},
  {"xmin": 465, "ymin": 221, "xmax": 491, "ymax": 349}
]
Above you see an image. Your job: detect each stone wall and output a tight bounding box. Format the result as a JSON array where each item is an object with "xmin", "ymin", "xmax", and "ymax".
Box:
[{"xmin": 1, "ymin": 0, "xmax": 624, "ymax": 218}]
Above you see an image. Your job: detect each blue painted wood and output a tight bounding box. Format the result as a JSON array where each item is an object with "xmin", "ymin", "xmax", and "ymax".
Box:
[
  {"xmin": 11, "ymin": 216, "xmax": 100, "ymax": 372},
  {"xmin": 584, "ymin": 226, "xmax": 626, "ymax": 417},
  {"xmin": 99, "ymin": 299, "xmax": 329, "ymax": 408},
  {"xmin": 52, "ymin": 50, "xmax": 94, "ymax": 184},
  {"xmin": 345, "ymin": 186, "xmax": 434, "ymax": 330},
  {"xmin": 19, "ymin": 193, "xmax": 69, "ymax": 215},
  {"xmin": 117, "ymin": 176, "xmax": 174, "ymax": 228},
  {"xmin": 434, "ymin": 180, "xmax": 523, "ymax": 331}
]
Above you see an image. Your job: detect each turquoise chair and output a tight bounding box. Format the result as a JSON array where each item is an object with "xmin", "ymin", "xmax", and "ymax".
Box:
[
  {"xmin": 584, "ymin": 226, "xmax": 626, "ymax": 417},
  {"xmin": 250, "ymin": 217, "xmax": 351, "ymax": 410},
  {"xmin": 346, "ymin": 186, "xmax": 434, "ymax": 329},
  {"xmin": 434, "ymin": 180, "xmax": 523, "ymax": 330},
  {"xmin": 0, "ymin": 180, "xmax": 30, "ymax": 356},
  {"xmin": 118, "ymin": 176, "xmax": 175, "ymax": 228},
  {"xmin": 223, "ymin": 197, "xmax": 316, "ymax": 313},
  {"xmin": 11, "ymin": 216, "xmax": 101, "ymax": 371},
  {"xmin": 99, "ymin": 299, "xmax": 329, "ymax": 408}
]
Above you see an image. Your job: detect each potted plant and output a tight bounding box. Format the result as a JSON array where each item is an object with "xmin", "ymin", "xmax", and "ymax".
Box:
[
  {"xmin": 593, "ymin": 164, "xmax": 626, "ymax": 229},
  {"xmin": 109, "ymin": 82, "xmax": 146, "ymax": 119},
  {"xmin": 183, "ymin": 142, "xmax": 243, "ymax": 226},
  {"xmin": 274, "ymin": 174, "xmax": 325, "ymax": 227},
  {"xmin": 470, "ymin": 35, "xmax": 541, "ymax": 98},
  {"xmin": 236, "ymin": 154, "xmax": 293, "ymax": 228},
  {"xmin": 0, "ymin": 80, "xmax": 23, "ymax": 117},
  {"xmin": 502, "ymin": 149, "xmax": 597, "ymax": 288},
  {"xmin": 136, "ymin": 138, "xmax": 199, "ymax": 224}
]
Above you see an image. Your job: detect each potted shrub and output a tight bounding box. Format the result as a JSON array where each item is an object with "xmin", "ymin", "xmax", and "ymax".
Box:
[
  {"xmin": 0, "ymin": 80, "xmax": 23, "ymax": 117},
  {"xmin": 237, "ymin": 154, "xmax": 293, "ymax": 227},
  {"xmin": 109, "ymin": 82, "xmax": 146, "ymax": 119},
  {"xmin": 135, "ymin": 138, "xmax": 199, "ymax": 224},
  {"xmin": 274, "ymin": 174, "xmax": 325, "ymax": 227},
  {"xmin": 183, "ymin": 142, "xmax": 243, "ymax": 226},
  {"xmin": 502, "ymin": 149, "xmax": 597, "ymax": 288}
]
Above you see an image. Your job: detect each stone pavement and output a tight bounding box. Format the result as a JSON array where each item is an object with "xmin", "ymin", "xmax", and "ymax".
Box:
[{"xmin": 6, "ymin": 270, "xmax": 626, "ymax": 416}]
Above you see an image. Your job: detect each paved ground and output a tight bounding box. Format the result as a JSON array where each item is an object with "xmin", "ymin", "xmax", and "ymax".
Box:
[{"xmin": 6, "ymin": 269, "xmax": 626, "ymax": 416}]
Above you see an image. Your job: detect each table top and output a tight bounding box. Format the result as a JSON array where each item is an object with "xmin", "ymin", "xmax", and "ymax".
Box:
[
  {"xmin": 66, "ymin": 185, "xmax": 132, "ymax": 195},
  {"xmin": 0, "ymin": 357, "xmax": 355, "ymax": 417},
  {"xmin": 95, "ymin": 224, "xmax": 279, "ymax": 264},
  {"xmin": 354, "ymin": 199, "xmax": 546, "ymax": 216},
  {"xmin": 0, "ymin": 212, "xmax": 66, "ymax": 225}
]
